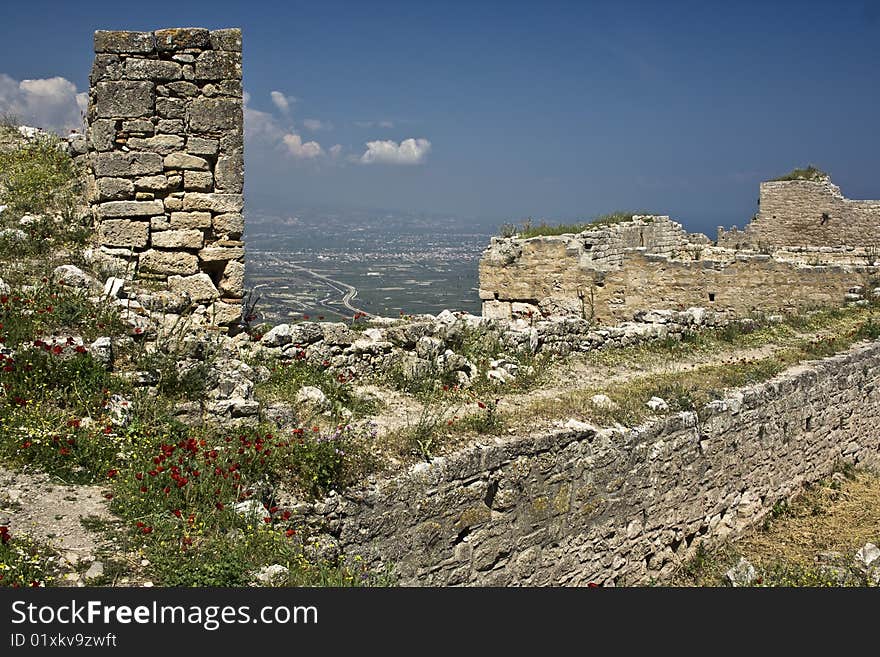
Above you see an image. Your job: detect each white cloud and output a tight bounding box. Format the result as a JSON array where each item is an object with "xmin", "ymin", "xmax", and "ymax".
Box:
[
  {"xmin": 282, "ymin": 132, "xmax": 324, "ymax": 159},
  {"xmin": 378, "ymin": 120, "xmax": 394, "ymax": 128},
  {"xmin": 303, "ymin": 118, "xmax": 331, "ymax": 131},
  {"xmin": 270, "ymin": 90, "xmax": 296, "ymax": 114},
  {"xmin": 0, "ymin": 74, "xmax": 84, "ymax": 133},
  {"xmin": 329, "ymin": 144, "xmax": 342, "ymax": 159},
  {"xmin": 359, "ymin": 138, "xmax": 431, "ymax": 165}
]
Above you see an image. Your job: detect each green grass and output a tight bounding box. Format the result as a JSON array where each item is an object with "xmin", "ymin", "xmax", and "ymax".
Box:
[
  {"xmin": 256, "ymin": 356, "xmax": 380, "ymax": 421},
  {"xmin": 511, "ymin": 211, "xmax": 657, "ymax": 239},
  {"xmin": 771, "ymin": 165, "xmax": 827, "ymax": 182},
  {"xmin": 527, "ymin": 310, "xmax": 880, "ymax": 428}
]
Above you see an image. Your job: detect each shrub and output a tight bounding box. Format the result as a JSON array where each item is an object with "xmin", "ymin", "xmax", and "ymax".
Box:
[
  {"xmin": 771, "ymin": 165, "xmax": 827, "ymax": 182},
  {"xmin": 516, "ymin": 211, "xmax": 656, "ymax": 239},
  {"xmin": 0, "ymin": 132, "xmax": 79, "ymax": 217}
]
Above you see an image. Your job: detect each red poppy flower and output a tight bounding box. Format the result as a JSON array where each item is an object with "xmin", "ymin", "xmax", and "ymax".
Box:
[
  {"xmin": 285, "ymin": 529, "xmax": 296, "ymax": 538},
  {"xmin": 106, "ymin": 469, "xmax": 118, "ymax": 478}
]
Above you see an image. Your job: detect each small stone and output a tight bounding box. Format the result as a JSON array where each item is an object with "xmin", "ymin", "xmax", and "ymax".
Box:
[
  {"xmin": 252, "ymin": 564, "xmax": 289, "ymax": 586},
  {"xmin": 855, "ymin": 543, "xmax": 880, "ymax": 569},
  {"xmin": 52, "ymin": 265, "xmax": 99, "ymax": 290},
  {"xmin": 295, "ymin": 386, "xmax": 329, "ymax": 412},
  {"xmin": 89, "ymin": 337, "xmax": 113, "ymax": 367},
  {"xmin": 83, "ymin": 561, "xmax": 105, "ymax": 581},
  {"xmin": 261, "ymin": 324, "xmax": 293, "ymax": 347},
  {"xmin": 168, "ymin": 273, "xmax": 219, "ymax": 303},
  {"xmin": 590, "ymin": 393, "xmax": 617, "ymax": 410},
  {"xmin": 725, "ymin": 557, "xmax": 757, "ymax": 587},
  {"xmin": 647, "ymin": 397, "xmax": 669, "ymax": 412}
]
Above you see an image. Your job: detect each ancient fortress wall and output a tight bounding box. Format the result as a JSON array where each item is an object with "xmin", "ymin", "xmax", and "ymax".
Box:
[
  {"xmin": 717, "ymin": 179, "xmax": 880, "ymax": 250},
  {"xmin": 479, "ymin": 230, "xmax": 873, "ymax": 324},
  {"xmin": 86, "ymin": 28, "xmax": 244, "ymax": 326},
  {"xmin": 297, "ymin": 341, "xmax": 880, "ymax": 586}
]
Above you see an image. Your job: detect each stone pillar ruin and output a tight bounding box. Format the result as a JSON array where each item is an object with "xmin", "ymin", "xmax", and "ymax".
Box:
[{"xmin": 86, "ymin": 27, "xmax": 245, "ymax": 327}]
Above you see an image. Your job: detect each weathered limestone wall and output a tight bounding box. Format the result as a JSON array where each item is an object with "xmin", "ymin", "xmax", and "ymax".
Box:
[
  {"xmin": 86, "ymin": 28, "xmax": 244, "ymax": 326},
  {"xmin": 718, "ymin": 179, "xmax": 880, "ymax": 250},
  {"xmin": 480, "ymin": 234, "xmax": 874, "ymax": 324},
  {"xmin": 297, "ymin": 341, "xmax": 880, "ymax": 586}
]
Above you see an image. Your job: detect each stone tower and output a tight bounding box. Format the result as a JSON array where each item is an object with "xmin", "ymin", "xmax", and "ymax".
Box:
[{"xmin": 86, "ymin": 27, "xmax": 245, "ymax": 327}]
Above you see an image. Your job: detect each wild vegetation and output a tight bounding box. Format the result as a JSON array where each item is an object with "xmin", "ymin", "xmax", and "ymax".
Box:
[
  {"xmin": 500, "ymin": 211, "xmax": 656, "ymax": 239},
  {"xmin": 771, "ymin": 165, "xmax": 828, "ymax": 182},
  {"xmin": 671, "ymin": 466, "xmax": 880, "ymax": 587}
]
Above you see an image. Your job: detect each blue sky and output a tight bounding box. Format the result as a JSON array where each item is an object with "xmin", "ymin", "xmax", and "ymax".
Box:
[{"xmin": 1, "ymin": 0, "xmax": 879, "ymax": 233}]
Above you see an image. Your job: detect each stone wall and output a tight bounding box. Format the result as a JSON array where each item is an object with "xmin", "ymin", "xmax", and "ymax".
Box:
[
  {"xmin": 86, "ymin": 28, "xmax": 244, "ymax": 327},
  {"xmin": 481, "ymin": 239, "xmax": 874, "ymax": 324},
  {"xmin": 717, "ymin": 178, "xmax": 880, "ymax": 250},
  {"xmin": 290, "ymin": 340, "xmax": 880, "ymax": 585}
]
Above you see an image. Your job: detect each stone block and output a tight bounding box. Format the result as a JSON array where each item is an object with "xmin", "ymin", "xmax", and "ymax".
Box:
[
  {"xmin": 139, "ymin": 249, "xmax": 198, "ymax": 275},
  {"xmin": 168, "ymin": 273, "xmax": 219, "ymax": 303},
  {"xmin": 219, "ymin": 259, "xmax": 245, "ymax": 296},
  {"xmin": 90, "ymin": 54, "xmax": 122, "ymax": 83},
  {"xmin": 156, "ymin": 97, "xmax": 185, "ymax": 119},
  {"xmin": 154, "ymin": 28, "xmax": 211, "ymax": 51},
  {"xmin": 127, "ymin": 134, "xmax": 184, "ymax": 155},
  {"xmin": 182, "ymin": 193, "xmax": 243, "ymax": 213},
  {"xmin": 199, "ymin": 246, "xmax": 245, "ymax": 262},
  {"xmin": 164, "ymin": 153, "xmax": 210, "ymax": 170},
  {"xmin": 214, "ymin": 80, "xmax": 243, "ymax": 97},
  {"xmin": 98, "ymin": 219, "xmax": 150, "ymax": 248},
  {"xmin": 194, "ymin": 51, "xmax": 241, "ymax": 81},
  {"xmin": 121, "ymin": 119, "xmax": 154, "ymax": 135},
  {"xmin": 156, "ymin": 119, "xmax": 185, "ymax": 134},
  {"xmin": 163, "ymin": 194, "xmax": 184, "ymax": 212},
  {"xmin": 95, "ymin": 177, "xmax": 134, "ymax": 201},
  {"xmin": 210, "ymin": 28, "xmax": 242, "ymax": 51},
  {"xmin": 96, "ymin": 200, "xmax": 164, "ymax": 218},
  {"xmin": 208, "ymin": 300, "xmax": 242, "ymax": 325},
  {"xmin": 171, "ymin": 211, "xmax": 212, "ymax": 229},
  {"xmin": 95, "ymin": 81, "xmax": 154, "ymax": 118},
  {"xmin": 163, "ymin": 81, "xmax": 199, "ymax": 97},
  {"xmin": 214, "ymin": 152, "xmax": 243, "ymax": 192},
  {"xmin": 184, "ymin": 170, "xmax": 213, "ymax": 191},
  {"xmin": 94, "ymin": 31, "xmax": 155, "ymax": 54},
  {"xmin": 212, "ymin": 213, "xmax": 244, "ymax": 237},
  {"xmin": 186, "ymin": 137, "xmax": 219, "ymax": 156},
  {"xmin": 151, "ymin": 229, "xmax": 204, "ymax": 249},
  {"xmin": 124, "ymin": 58, "xmax": 182, "ymax": 81},
  {"xmin": 134, "ymin": 175, "xmax": 172, "ymax": 193},
  {"xmin": 220, "ymin": 131, "xmax": 243, "ymax": 152},
  {"xmin": 186, "ymin": 97, "xmax": 242, "ymax": 133},
  {"xmin": 88, "ymin": 119, "xmax": 116, "ymax": 151},
  {"xmin": 150, "ymin": 216, "xmax": 170, "ymax": 231}
]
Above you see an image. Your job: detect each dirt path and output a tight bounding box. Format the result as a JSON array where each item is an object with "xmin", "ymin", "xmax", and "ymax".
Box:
[{"xmin": 0, "ymin": 466, "xmax": 115, "ymax": 565}]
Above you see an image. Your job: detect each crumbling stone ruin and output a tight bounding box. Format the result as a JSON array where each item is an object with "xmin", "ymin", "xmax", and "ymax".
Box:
[
  {"xmin": 718, "ymin": 174, "xmax": 880, "ymax": 250},
  {"xmin": 479, "ymin": 176, "xmax": 880, "ymax": 324},
  {"xmin": 85, "ymin": 27, "xmax": 244, "ymax": 327}
]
